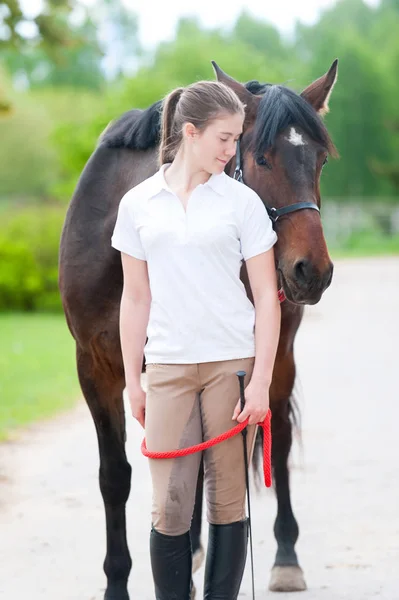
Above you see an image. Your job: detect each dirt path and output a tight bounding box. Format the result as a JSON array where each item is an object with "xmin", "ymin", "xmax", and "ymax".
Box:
[{"xmin": 0, "ymin": 257, "xmax": 398, "ymax": 599}]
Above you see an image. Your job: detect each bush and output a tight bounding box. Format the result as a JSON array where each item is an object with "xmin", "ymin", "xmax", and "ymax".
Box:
[
  {"xmin": 340, "ymin": 228, "xmax": 399, "ymax": 255},
  {"xmin": 0, "ymin": 205, "xmax": 65, "ymax": 311}
]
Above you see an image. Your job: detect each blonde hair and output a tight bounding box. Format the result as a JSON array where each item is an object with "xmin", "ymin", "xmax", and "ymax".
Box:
[{"xmin": 159, "ymin": 80, "xmax": 245, "ymax": 164}]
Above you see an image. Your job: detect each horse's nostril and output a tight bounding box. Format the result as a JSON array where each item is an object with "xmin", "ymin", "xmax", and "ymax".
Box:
[
  {"xmin": 294, "ymin": 259, "xmax": 312, "ymax": 285},
  {"xmin": 293, "ymin": 260, "xmax": 334, "ymax": 291}
]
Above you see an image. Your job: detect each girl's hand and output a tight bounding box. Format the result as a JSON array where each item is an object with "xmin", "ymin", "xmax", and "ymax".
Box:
[
  {"xmin": 128, "ymin": 384, "xmax": 146, "ymax": 428},
  {"xmin": 232, "ymin": 379, "xmax": 270, "ymax": 425}
]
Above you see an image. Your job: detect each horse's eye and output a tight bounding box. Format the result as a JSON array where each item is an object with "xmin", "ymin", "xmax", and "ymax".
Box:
[
  {"xmin": 322, "ymin": 156, "xmax": 328, "ymax": 167},
  {"xmin": 256, "ymin": 156, "xmax": 268, "ymax": 167}
]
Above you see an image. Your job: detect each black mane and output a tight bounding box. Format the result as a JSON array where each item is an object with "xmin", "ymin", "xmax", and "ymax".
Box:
[
  {"xmin": 250, "ymin": 83, "xmax": 336, "ymax": 158},
  {"xmin": 102, "ymin": 81, "xmax": 335, "ymax": 156},
  {"xmin": 101, "ymin": 101, "xmax": 162, "ymax": 150}
]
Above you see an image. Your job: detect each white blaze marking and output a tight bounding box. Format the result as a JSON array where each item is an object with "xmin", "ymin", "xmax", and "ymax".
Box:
[{"xmin": 287, "ymin": 127, "xmax": 306, "ymax": 146}]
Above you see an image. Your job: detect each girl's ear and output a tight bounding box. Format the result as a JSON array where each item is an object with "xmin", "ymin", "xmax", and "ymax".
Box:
[{"xmin": 183, "ymin": 122, "xmax": 198, "ymax": 140}]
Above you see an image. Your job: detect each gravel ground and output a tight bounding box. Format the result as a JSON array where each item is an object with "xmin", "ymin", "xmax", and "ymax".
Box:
[{"xmin": 0, "ymin": 257, "xmax": 398, "ymax": 600}]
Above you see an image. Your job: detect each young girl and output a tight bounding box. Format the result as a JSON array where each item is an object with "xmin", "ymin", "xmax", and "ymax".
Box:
[{"xmin": 111, "ymin": 80, "xmax": 280, "ymax": 599}]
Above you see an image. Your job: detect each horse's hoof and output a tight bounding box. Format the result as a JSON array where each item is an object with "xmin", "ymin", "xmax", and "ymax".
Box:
[
  {"xmin": 269, "ymin": 566, "xmax": 307, "ymax": 592},
  {"xmin": 192, "ymin": 544, "xmax": 204, "ymax": 573}
]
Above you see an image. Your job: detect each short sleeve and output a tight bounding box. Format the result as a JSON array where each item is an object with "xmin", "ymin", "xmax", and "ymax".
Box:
[
  {"xmin": 240, "ymin": 189, "xmax": 277, "ymax": 261},
  {"xmin": 111, "ymin": 193, "xmax": 146, "ymax": 261}
]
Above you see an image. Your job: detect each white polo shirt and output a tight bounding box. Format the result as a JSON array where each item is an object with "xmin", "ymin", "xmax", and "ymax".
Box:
[{"xmin": 111, "ymin": 164, "xmax": 277, "ymax": 364}]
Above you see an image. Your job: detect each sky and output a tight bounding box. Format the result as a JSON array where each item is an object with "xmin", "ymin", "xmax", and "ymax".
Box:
[
  {"xmin": 22, "ymin": 0, "xmax": 380, "ymax": 51},
  {"xmin": 128, "ymin": 0, "xmax": 380, "ymax": 49}
]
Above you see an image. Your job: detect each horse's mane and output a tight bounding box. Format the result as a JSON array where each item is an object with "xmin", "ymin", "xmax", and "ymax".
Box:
[
  {"xmin": 102, "ymin": 81, "xmax": 336, "ymax": 156},
  {"xmin": 101, "ymin": 101, "xmax": 162, "ymax": 150},
  {"xmin": 248, "ymin": 81, "xmax": 337, "ymax": 158}
]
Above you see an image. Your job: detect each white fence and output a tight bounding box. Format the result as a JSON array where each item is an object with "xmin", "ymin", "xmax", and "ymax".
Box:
[{"xmin": 321, "ymin": 198, "xmax": 399, "ymax": 247}]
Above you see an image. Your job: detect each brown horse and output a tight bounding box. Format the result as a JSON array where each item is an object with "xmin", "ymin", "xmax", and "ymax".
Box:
[{"xmin": 59, "ymin": 60, "xmax": 338, "ymax": 599}]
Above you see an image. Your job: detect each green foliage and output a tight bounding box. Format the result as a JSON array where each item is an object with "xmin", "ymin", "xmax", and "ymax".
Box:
[
  {"xmin": 50, "ymin": 108, "xmax": 111, "ymax": 201},
  {"xmin": 232, "ymin": 11, "xmax": 294, "ymax": 71},
  {"xmin": 0, "ymin": 88, "xmax": 60, "ymax": 196},
  {"xmin": 1, "ymin": 16, "xmax": 105, "ymax": 91},
  {"xmin": 1, "ymin": 0, "xmax": 140, "ymax": 91},
  {"xmin": 0, "ymin": 84, "xmax": 105, "ymax": 197},
  {"xmin": 319, "ymin": 36, "xmax": 394, "ymax": 197},
  {"xmin": 148, "ymin": 17, "xmax": 286, "ymax": 86},
  {"xmin": 294, "ymin": 0, "xmax": 399, "ymax": 198},
  {"xmin": 0, "ymin": 313, "xmax": 79, "ymax": 440},
  {"xmin": 49, "ymin": 91, "xmax": 122, "ymax": 201},
  {"xmin": 0, "ymin": 205, "xmax": 65, "ymax": 311},
  {"xmin": 0, "ymin": 0, "xmax": 74, "ymax": 51},
  {"xmin": 332, "ymin": 230, "xmax": 399, "ymax": 257}
]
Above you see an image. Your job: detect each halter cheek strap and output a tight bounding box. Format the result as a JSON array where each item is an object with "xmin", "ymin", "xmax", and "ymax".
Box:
[{"xmin": 233, "ymin": 139, "xmax": 320, "ymax": 223}]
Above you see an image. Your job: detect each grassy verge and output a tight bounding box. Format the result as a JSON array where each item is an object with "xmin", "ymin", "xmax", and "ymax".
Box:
[
  {"xmin": 330, "ymin": 232, "xmax": 399, "ymax": 259},
  {"xmin": 0, "ymin": 313, "xmax": 80, "ymax": 441}
]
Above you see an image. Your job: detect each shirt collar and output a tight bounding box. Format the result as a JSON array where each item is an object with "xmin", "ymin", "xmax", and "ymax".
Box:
[{"xmin": 150, "ymin": 163, "xmax": 227, "ymax": 198}]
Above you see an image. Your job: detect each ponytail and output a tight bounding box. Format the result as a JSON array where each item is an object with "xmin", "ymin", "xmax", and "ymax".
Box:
[{"xmin": 159, "ymin": 87, "xmax": 184, "ymax": 165}]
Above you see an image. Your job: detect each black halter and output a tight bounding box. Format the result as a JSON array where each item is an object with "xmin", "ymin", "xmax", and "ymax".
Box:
[{"xmin": 233, "ymin": 139, "xmax": 320, "ymax": 224}]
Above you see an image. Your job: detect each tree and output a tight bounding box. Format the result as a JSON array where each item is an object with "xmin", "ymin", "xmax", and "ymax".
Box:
[
  {"xmin": 0, "ymin": 0, "xmax": 76, "ymax": 110},
  {"xmin": 1, "ymin": 0, "xmax": 140, "ymax": 91},
  {"xmin": 0, "ymin": 0, "xmax": 74, "ymax": 52},
  {"xmin": 1, "ymin": 13, "xmax": 105, "ymax": 90},
  {"xmin": 294, "ymin": 0, "xmax": 397, "ymax": 197},
  {"xmin": 232, "ymin": 11, "xmax": 293, "ymax": 71},
  {"xmin": 142, "ymin": 16, "xmax": 285, "ymax": 89},
  {"xmin": 370, "ymin": 122, "xmax": 399, "ymax": 192}
]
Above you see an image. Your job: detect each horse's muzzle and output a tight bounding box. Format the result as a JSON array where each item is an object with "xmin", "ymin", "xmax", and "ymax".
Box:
[{"xmin": 279, "ymin": 260, "xmax": 334, "ymax": 305}]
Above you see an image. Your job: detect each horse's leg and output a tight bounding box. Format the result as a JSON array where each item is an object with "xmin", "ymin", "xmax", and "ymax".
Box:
[
  {"xmin": 269, "ymin": 354, "xmax": 306, "ymax": 592},
  {"xmin": 190, "ymin": 457, "xmax": 205, "ymax": 573},
  {"xmin": 268, "ymin": 402, "xmax": 306, "ymax": 591},
  {"xmin": 77, "ymin": 348, "xmax": 132, "ymax": 600}
]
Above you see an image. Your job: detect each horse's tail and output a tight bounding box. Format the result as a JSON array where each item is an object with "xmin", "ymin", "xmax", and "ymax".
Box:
[{"xmin": 251, "ymin": 390, "xmax": 302, "ymax": 490}]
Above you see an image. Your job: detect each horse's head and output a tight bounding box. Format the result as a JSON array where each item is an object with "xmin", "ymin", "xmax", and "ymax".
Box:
[{"xmin": 212, "ymin": 61, "xmax": 339, "ymax": 305}]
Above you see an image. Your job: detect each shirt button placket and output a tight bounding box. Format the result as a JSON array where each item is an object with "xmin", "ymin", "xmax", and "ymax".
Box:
[{"xmin": 184, "ymin": 208, "xmax": 189, "ymax": 243}]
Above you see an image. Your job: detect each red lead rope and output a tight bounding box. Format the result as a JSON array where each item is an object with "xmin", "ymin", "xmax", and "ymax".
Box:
[
  {"xmin": 141, "ymin": 408, "xmax": 272, "ymax": 488},
  {"xmin": 278, "ymin": 287, "xmax": 286, "ymax": 303},
  {"xmin": 141, "ymin": 289, "xmax": 283, "ymax": 489}
]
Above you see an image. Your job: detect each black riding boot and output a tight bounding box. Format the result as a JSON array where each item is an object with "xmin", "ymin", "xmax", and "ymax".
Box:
[
  {"xmin": 203, "ymin": 519, "xmax": 249, "ymax": 599},
  {"xmin": 150, "ymin": 527, "xmax": 193, "ymax": 599}
]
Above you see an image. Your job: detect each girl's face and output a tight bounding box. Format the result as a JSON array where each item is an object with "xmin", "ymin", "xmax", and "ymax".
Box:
[{"xmin": 185, "ymin": 112, "xmax": 244, "ymax": 175}]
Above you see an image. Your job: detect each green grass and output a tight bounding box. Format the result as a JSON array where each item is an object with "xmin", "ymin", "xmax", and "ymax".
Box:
[
  {"xmin": 330, "ymin": 232, "xmax": 399, "ymax": 259},
  {"xmin": 0, "ymin": 313, "xmax": 80, "ymax": 440}
]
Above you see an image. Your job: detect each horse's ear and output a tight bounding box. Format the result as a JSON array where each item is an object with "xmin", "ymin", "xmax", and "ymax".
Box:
[
  {"xmin": 300, "ymin": 59, "xmax": 338, "ymax": 116},
  {"xmin": 211, "ymin": 61, "xmax": 257, "ymax": 120}
]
